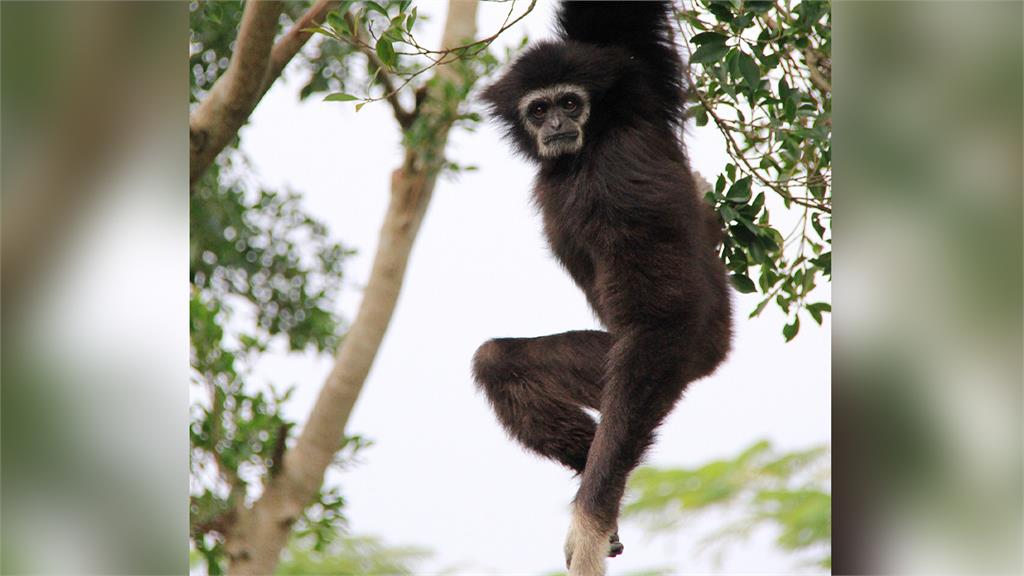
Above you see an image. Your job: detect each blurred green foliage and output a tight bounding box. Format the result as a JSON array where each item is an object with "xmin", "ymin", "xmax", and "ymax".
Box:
[
  {"xmin": 276, "ymin": 535, "xmax": 431, "ymax": 575},
  {"xmin": 625, "ymin": 440, "xmax": 831, "ymax": 569},
  {"xmin": 680, "ymin": 0, "xmax": 831, "ymax": 340},
  {"xmin": 189, "ymin": 0, "xmax": 360, "ymax": 103},
  {"xmin": 189, "ymin": 535, "xmax": 428, "ymax": 576},
  {"xmin": 189, "ymin": 2, "xmax": 363, "ymax": 571},
  {"xmin": 190, "ymin": 153, "xmax": 366, "ymax": 573}
]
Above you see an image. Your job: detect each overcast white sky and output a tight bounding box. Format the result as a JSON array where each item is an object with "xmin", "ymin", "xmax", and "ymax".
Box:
[{"xmin": 239, "ymin": 2, "xmax": 830, "ymax": 573}]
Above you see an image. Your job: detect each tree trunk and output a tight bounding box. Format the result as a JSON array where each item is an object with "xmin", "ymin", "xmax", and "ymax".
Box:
[{"xmin": 223, "ymin": 2, "xmax": 479, "ymax": 574}]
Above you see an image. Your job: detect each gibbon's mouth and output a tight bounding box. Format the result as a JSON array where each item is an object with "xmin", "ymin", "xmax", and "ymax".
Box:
[{"xmin": 543, "ymin": 130, "xmax": 579, "ymax": 144}]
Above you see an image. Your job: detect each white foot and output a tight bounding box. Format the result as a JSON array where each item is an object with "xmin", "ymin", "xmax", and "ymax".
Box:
[{"xmin": 564, "ymin": 508, "xmax": 611, "ymax": 576}]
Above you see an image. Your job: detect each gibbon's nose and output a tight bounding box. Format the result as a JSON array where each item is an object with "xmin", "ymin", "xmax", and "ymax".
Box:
[{"xmin": 548, "ymin": 116, "xmax": 563, "ymax": 130}]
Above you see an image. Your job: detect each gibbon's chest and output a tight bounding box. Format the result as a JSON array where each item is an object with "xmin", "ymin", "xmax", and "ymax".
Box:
[
  {"xmin": 536, "ymin": 178, "xmax": 600, "ymax": 244},
  {"xmin": 534, "ymin": 178, "xmax": 610, "ymax": 288}
]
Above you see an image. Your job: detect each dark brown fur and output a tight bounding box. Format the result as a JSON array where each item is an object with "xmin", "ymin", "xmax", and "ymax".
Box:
[{"xmin": 474, "ymin": 0, "xmax": 732, "ymax": 550}]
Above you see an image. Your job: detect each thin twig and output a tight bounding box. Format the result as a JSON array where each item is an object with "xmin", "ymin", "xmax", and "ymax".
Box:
[
  {"xmin": 262, "ymin": 0, "xmax": 340, "ymax": 97},
  {"xmin": 802, "ymin": 48, "xmax": 831, "ymax": 93},
  {"xmin": 344, "ymin": 12, "xmax": 414, "ymax": 127},
  {"xmin": 327, "ymin": 0, "xmax": 536, "ymax": 109}
]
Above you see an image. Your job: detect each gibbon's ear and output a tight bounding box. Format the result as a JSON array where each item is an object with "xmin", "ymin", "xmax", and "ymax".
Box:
[
  {"xmin": 479, "ymin": 72, "xmax": 520, "ymax": 126},
  {"xmin": 478, "ymin": 81, "xmax": 503, "ymax": 119}
]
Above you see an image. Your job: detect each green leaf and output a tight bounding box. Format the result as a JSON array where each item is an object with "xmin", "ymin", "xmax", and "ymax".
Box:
[
  {"xmin": 731, "ymin": 12, "xmax": 754, "ymax": 31},
  {"xmin": 323, "ymin": 93, "xmax": 359, "ymax": 102},
  {"xmin": 355, "ymin": 102, "xmax": 367, "ymax": 112},
  {"xmin": 695, "ymin": 107, "xmax": 708, "ymax": 126},
  {"xmin": 708, "ymin": 2, "xmax": 734, "ymax": 22},
  {"xmin": 691, "ymin": 31, "xmax": 727, "ymax": 46},
  {"xmin": 383, "ymin": 23, "xmax": 405, "ymax": 42},
  {"xmin": 691, "ymin": 42, "xmax": 730, "ymax": 64},
  {"xmin": 808, "ymin": 307, "xmax": 823, "ymax": 325},
  {"xmin": 726, "ymin": 176, "xmax": 752, "ymax": 203},
  {"xmin": 748, "ymin": 238, "xmax": 766, "ymax": 264},
  {"xmin": 326, "ymin": 12, "xmax": 345, "ymax": 32},
  {"xmin": 778, "ymin": 77, "xmax": 791, "ymax": 100},
  {"xmin": 806, "ymin": 302, "xmax": 831, "ymax": 325},
  {"xmin": 746, "ymin": 0, "xmax": 774, "ymax": 14},
  {"xmin": 731, "ymin": 273, "xmax": 757, "ymax": 294},
  {"xmin": 406, "ymin": 6, "xmax": 417, "ymax": 32},
  {"xmin": 364, "ymin": 1, "xmax": 388, "ymax": 17},
  {"xmin": 737, "ymin": 52, "xmax": 760, "ymax": 91},
  {"xmin": 750, "ymin": 192, "xmax": 765, "ymax": 213},
  {"xmin": 736, "ymin": 214, "xmax": 760, "ymax": 235},
  {"xmin": 783, "ymin": 317, "xmax": 800, "ymax": 341},
  {"xmin": 750, "ymin": 296, "xmax": 771, "ymax": 318},
  {"xmin": 375, "ymin": 39, "xmax": 396, "ymax": 68},
  {"xmin": 301, "ymin": 25, "xmax": 337, "ymax": 38}
]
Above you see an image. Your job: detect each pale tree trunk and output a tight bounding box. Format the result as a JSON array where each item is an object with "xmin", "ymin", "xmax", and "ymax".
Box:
[{"xmin": 223, "ymin": 2, "xmax": 479, "ymax": 574}]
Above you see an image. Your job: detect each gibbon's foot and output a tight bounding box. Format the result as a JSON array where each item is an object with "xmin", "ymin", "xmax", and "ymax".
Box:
[
  {"xmin": 564, "ymin": 510, "xmax": 609, "ymax": 576},
  {"xmin": 608, "ymin": 532, "xmax": 624, "ymax": 557}
]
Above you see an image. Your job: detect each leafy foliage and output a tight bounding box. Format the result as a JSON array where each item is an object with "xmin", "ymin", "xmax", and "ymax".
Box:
[
  {"xmin": 190, "ymin": 154, "xmax": 362, "ymax": 573},
  {"xmin": 189, "ymin": 1, "xmax": 360, "ymax": 103},
  {"xmin": 189, "ymin": 0, "xmax": 245, "ymax": 101},
  {"xmin": 190, "ymin": 2, "xmax": 362, "ymax": 567},
  {"xmin": 276, "ymin": 535, "xmax": 431, "ymax": 575},
  {"xmin": 309, "ymin": 0, "xmax": 533, "ymax": 111},
  {"xmin": 624, "ymin": 440, "xmax": 831, "ymax": 569},
  {"xmin": 680, "ymin": 0, "xmax": 831, "ymax": 339}
]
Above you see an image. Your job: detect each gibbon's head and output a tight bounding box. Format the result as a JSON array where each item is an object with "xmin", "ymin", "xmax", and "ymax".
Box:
[
  {"xmin": 516, "ymin": 83, "xmax": 589, "ymax": 158},
  {"xmin": 481, "ymin": 40, "xmax": 630, "ymax": 162}
]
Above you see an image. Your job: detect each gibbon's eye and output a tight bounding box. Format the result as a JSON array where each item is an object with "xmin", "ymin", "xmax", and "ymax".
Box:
[
  {"xmin": 561, "ymin": 96, "xmax": 578, "ymax": 112},
  {"xmin": 530, "ymin": 101, "xmax": 548, "ymax": 119}
]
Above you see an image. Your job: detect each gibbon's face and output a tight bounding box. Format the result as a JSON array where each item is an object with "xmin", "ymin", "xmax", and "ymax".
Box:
[{"xmin": 517, "ymin": 84, "xmax": 590, "ymax": 158}]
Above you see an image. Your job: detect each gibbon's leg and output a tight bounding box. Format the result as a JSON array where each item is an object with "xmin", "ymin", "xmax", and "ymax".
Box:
[
  {"xmin": 472, "ymin": 330, "xmax": 610, "ymax": 474},
  {"xmin": 565, "ymin": 327, "xmax": 692, "ymax": 576},
  {"xmin": 473, "ymin": 330, "xmax": 626, "ymax": 558}
]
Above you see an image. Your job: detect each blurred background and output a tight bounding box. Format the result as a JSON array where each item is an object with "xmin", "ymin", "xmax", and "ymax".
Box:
[{"xmin": 0, "ymin": 1, "xmax": 1019, "ymax": 575}]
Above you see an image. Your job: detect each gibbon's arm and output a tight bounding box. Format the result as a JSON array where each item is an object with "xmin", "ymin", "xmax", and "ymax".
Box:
[{"xmin": 555, "ymin": 1, "xmax": 685, "ymax": 119}]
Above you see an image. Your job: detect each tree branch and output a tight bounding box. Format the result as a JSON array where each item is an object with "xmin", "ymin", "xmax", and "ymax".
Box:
[
  {"xmin": 191, "ymin": 0, "xmax": 344, "ymax": 188},
  {"xmin": 262, "ymin": 0, "xmax": 340, "ymax": 97},
  {"xmin": 803, "ymin": 48, "xmax": 832, "ymax": 94},
  {"xmin": 222, "ymin": 3, "xmax": 482, "ymax": 573},
  {"xmin": 327, "ymin": 0, "xmax": 535, "ymax": 113},
  {"xmin": 344, "ymin": 12, "xmax": 414, "ymax": 128},
  {"xmin": 190, "ymin": 0, "xmax": 282, "ymax": 186}
]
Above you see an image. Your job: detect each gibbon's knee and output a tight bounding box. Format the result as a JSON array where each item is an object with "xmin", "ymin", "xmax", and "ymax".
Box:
[{"xmin": 472, "ymin": 338, "xmax": 511, "ymax": 392}]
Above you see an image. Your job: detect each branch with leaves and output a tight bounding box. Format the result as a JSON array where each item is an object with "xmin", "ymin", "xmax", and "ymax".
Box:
[
  {"xmin": 679, "ymin": 0, "xmax": 831, "ymax": 340},
  {"xmin": 307, "ymin": 0, "xmax": 536, "ymax": 114},
  {"xmin": 625, "ymin": 440, "xmax": 831, "ymax": 570},
  {"xmin": 189, "ymin": 0, "xmax": 343, "ymax": 187}
]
